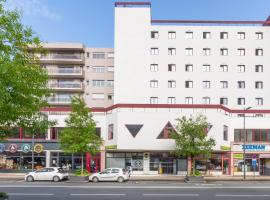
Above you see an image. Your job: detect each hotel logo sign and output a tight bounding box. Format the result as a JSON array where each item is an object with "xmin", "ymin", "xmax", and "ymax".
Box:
[
  {"xmin": 8, "ymin": 144, "xmax": 18, "ymax": 153},
  {"xmin": 21, "ymin": 144, "xmax": 31, "ymax": 153},
  {"xmin": 34, "ymin": 144, "xmax": 43, "ymax": 153}
]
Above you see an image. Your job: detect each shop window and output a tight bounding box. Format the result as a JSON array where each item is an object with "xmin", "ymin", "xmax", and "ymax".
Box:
[
  {"xmin": 234, "ymin": 154, "xmax": 259, "ymax": 173},
  {"xmin": 51, "ymin": 127, "xmax": 64, "ymax": 140},
  {"xmin": 157, "ymin": 122, "xmax": 175, "ymax": 139},
  {"xmin": 23, "ymin": 128, "xmax": 46, "ymax": 139},
  {"xmin": 95, "ymin": 127, "xmax": 101, "ymax": 138},
  {"xmin": 254, "ymin": 130, "xmax": 260, "ymax": 141},
  {"xmin": 261, "ymin": 130, "xmax": 267, "ymax": 142},
  {"xmin": 223, "ymin": 125, "xmax": 228, "ymax": 141},
  {"xmin": 3, "ymin": 127, "xmax": 20, "ymax": 138},
  {"xmin": 108, "ymin": 124, "xmax": 114, "ymax": 140}
]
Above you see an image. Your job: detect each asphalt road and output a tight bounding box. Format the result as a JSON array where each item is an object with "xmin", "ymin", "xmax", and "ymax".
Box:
[{"xmin": 1, "ymin": 181, "xmax": 270, "ymax": 200}]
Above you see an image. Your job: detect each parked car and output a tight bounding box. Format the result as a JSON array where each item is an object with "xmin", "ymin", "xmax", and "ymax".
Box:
[
  {"xmin": 89, "ymin": 168, "xmax": 129, "ymax": 183},
  {"xmin": 25, "ymin": 167, "xmax": 69, "ymax": 182}
]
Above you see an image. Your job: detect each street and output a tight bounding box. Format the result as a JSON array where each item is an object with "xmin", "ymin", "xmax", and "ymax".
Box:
[{"xmin": 1, "ymin": 180, "xmax": 270, "ymax": 200}]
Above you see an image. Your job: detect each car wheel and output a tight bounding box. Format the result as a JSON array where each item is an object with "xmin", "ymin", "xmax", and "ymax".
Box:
[
  {"xmin": 117, "ymin": 177, "xmax": 124, "ymax": 183},
  {"xmin": 92, "ymin": 176, "xmax": 99, "ymax": 183},
  {"xmin": 53, "ymin": 176, "xmax": 60, "ymax": 182},
  {"xmin": 26, "ymin": 176, "xmax": 34, "ymax": 182}
]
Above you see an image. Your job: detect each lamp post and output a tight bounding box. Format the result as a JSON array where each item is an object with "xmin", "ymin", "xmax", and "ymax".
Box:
[{"xmin": 243, "ymin": 106, "xmax": 252, "ymax": 180}]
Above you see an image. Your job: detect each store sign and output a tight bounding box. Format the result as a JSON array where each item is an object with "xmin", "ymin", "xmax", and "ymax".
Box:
[
  {"xmin": 0, "ymin": 144, "xmax": 5, "ymax": 153},
  {"xmin": 234, "ymin": 154, "xmax": 243, "ymax": 159},
  {"xmin": 21, "ymin": 144, "xmax": 31, "ymax": 153},
  {"xmin": 34, "ymin": 144, "xmax": 43, "ymax": 153},
  {"xmin": 220, "ymin": 146, "xmax": 231, "ymax": 151},
  {"xmin": 8, "ymin": 144, "xmax": 18, "ymax": 153},
  {"xmin": 233, "ymin": 144, "xmax": 270, "ymax": 152}
]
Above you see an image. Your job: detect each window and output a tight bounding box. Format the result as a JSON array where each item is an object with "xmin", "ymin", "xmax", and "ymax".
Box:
[
  {"xmin": 220, "ymin": 65, "xmax": 228, "ymax": 72},
  {"xmin": 108, "ymin": 124, "xmax": 114, "ymax": 140},
  {"xmin": 92, "ymin": 66, "xmax": 105, "ymax": 73},
  {"xmin": 185, "ymin": 64, "xmax": 193, "ymax": 72},
  {"xmin": 86, "ymin": 52, "xmax": 90, "ymax": 58},
  {"xmin": 150, "ymin": 64, "xmax": 158, "ymax": 72},
  {"xmin": 237, "ymin": 81, "xmax": 245, "ymax": 89},
  {"xmin": 256, "ymin": 98, "xmax": 263, "ymax": 106},
  {"xmin": 185, "ymin": 81, "xmax": 193, "ymax": 88},
  {"xmin": 92, "ymin": 93, "xmax": 105, "ymax": 100},
  {"xmin": 202, "ymin": 97, "xmax": 210, "ymax": 104},
  {"xmin": 203, "ymin": 32, "xmax": 211, "ymax": 39},
  {"xmin": 151, "ymin": 31, "xmax": 159, "ymax": 39},
  {"xmin": 185, "ymin": 48, "xmax": 193, "ymax": 56},
  {"xmin": 255, "ymin": 65, "xmax": 263, "ymax": 72},
  {"xmin": 107, "ymin": 52, "xmax": 114, "ymax": 58},
  {"xmin": 92, "ymin": 80, "xmax": 105, "ymax": 87},
  {"xmin": 108, "ymin": 94, "xmax": 114, "ymax": 100},
  {"xmin": 220, "ymin": 81, "xmax": 228, "ymax": 89},
  {"xmin": 150, "ymin": 97, "xmax": 158, "ymax": 104},
  {"xmin": 255, "ymin": 32, "xmax": 263, "ymax": 40},
  {"xmin": 238, "ymin": 48, "xmax": 245, "ymax": 56},
  {"xmin": 168, "ymin": 97, "xmax": 176, "ymax": 104},
  {"xmin": 185, "ymin": 97, "xmax": 193, "ymax": 104},
  {"xmin": 255, "ymin": 81, "xmax": 263, "ymax": 89},
  {"xmin": 237, "ymin": 65, "xmax": 245, "ymax": 73},
  {"xmin": 168, "ymin": 31, "xmax": 176, "ymax": 39},
  {"xmin": 255, "ymin": 49, "xmax": 263, "ymax": 56},
  {"xmin": 185, "ymin": 31, "xmax": 193, "ymax": 39},
  {"xmin": 220, "ymin": 97, "xmax": 228, "ymax": 105},
  {"xmin": 220, "ymin": 48, "xmax": 228, "ymax": 56},
  {"xmin": 151, "ymin": 48, "xmax": 159, "ymax": 55},
  {"xmin": 237, "ymin": 32, "xmax": 245, "ymax": 40},
  {"xmin": 107, "ymin": 66, "xmax": 114, "ymax": 72},
  {"xmin": 223, "ymin": 126, "xmax": 228, "ymax": 141},
  {"xmin": 107, "ymin": 80, "xmax": 114, "ymax": 87},
  {"xmin": 202, "ymin": 81, "xmax": 211, "ymax": 89},
  {"xmin": 168, "ymin": 64, "xmax": 176, "ymax": 72},
  {"xmin": 168, "ymin": 48, "xmax": 176, "ymax": 55},
  {"xmin": 203, "ymin": 48, "xmax": 211, "ymax": 56},
  {"xmin": 220, "ymin": 32, "xmax": 228, "ymax": 39},
  {"xmin": 168, "ymin": 80, "xmax": 176, "ymax": 88},
  {"xmin": 237, "ymin": 98, "xmax": 245, "ymax": 105},
  {"xmin": 150, "ymin": 80, "xmax": 158, "ymax": 88},
  {"xmin": 202, "ymin": 64, "xmax": 210, "ymax": 72},
  {"xmin": 92, "ymin": 52, "xmax": 105, "ymax": 59}
]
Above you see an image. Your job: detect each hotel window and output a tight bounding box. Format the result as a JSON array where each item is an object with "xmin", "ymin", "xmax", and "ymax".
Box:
[
  {"xmin": 220, "ymin": 32, "xmax": 228, "ymax": 39},
  {"xmin": 151, "ymin": 31, "xmax": 159, "ymax": 39},
  {"xmin": 185, "ymin": 48, "xmax": 193, "ymax": 56},
  {"xmin": 202, "ymin": 64, "xmax": 211, "ymax": 72},
  {"xmin": 107, "ymin": 80, "xmax": 114, "ymax": 87},
  {"xmin": 168, "ymin": 31, "xmax": 176, "ymax": 39},
  {"xmin": 255, "ymin": 65, "xmax": 263, "ymax": 72},
  {"xmin": 237, "ymin": 32, "xmax": 245, "ymax": 40},
  {"xmin": 202, "ymin": 97, "xmax": 210, "ymax": 104},
  {"xmin": 92, "ymin": 93, "xmax": 105, "ymax": 100},
  {"xmin": 223, "ymin": 126, "xmax": 228, "ymax": 141},
  {"xmin": 255, "ymin": 48, "xmax": 263, "ymax": 56},
  {"xmin": 108, "ymin": 124, "xmax": 114, "ymax": 140},
  {"xmin": 168, "ymin": 64, "xmax": 176, "ymax": 72},
  {"xmin": 203, "ymin": 32, "xmax": 211, "ymax": 39},
  {"xmin": 92, "ymin": 66, "xmax": 105, "ymax": 73},
  {"xmin": 168, "ymin": 48, "xmax": 176, "ymax": 55},
  {"xmin": 237, "ymin": 98, "xmax": 245, "ymax": 105},
  {"xmin": 255, "ymin": 32, "xmax": 263, "ymax": 40},
  {"xmin": 220, "ymin": 97, "xmax": 228, "ymax": 105},
  {"xmin": 255, "ymin": 98, "xmax": 263, "ymax": 106},
  {"xmin": 237, "ymin": 65, "xmax": 245, "ymax": 73},
  {"xmin": 92, "ymin": 80, "xmax": 105, "ymax": 87},
  {"xmin": 255, "ymin": 81, "xmax": 263, "ymax": 89},
  {"xmin": 203, "ymin": 48, "xmax": 211, "ymax": 56},
  {"xmin": 220, "ymin": 65, "xmax": 228, "ymax": 72},
  {"xmin": 220, "ymin": 81, "xmax": 228, "ymax": 89},
  {"xmin": 237, "ymin": 81, "xmax": 245, "ymax": 89},
  {"xmin": 185, "ymin": 31, "xmax": 193, "ymax": 39},
  {"xmin": 150, "ymin": 80, "xmax": 158, "ymax": 88},
  {"xmin": 108, "ymin": 94, "xmax": 114, "ymax": 100},
  {"xmin": 185, "ymin": 64, "xmax": 193, "ymax": 72},
  {"xmin": 107, "ymin": 66, "xmax": 114, "ymax": 72},
  {"xmin": 185, "ymin": 81, "xmax": 193, "ymax": 88},
  {"xmin": 168, "ymin": 97, "xmax": 176, "ymax": 104},
  {"xmin": 150, "ymin": 97, "xmax": 158, "ymax": 104},
  {"xmin": 238, "ymin": 48, "xmax": 245, "ymax": 56},
  {"xmin": 185, "ymin": 97, "xmax": 193, "ymax": 104},
  {"xmin": 150, "ymin": 64, "xmax": 158, "ymax": 72},
  {"xmin": 220, "ymin": 48, "xmax": 228, "ymax": 56},
  {"xmin": 202, "ymin": 81, "xmax": 211, "ymax": 89},
  {"xmin": 92, "ymin": 52, "xmax": 105, "ymax": 59},
  {"xmin": 168, "ymin": 80, "xmax": 176, "ymax": 88},
  {"xmin": 150, "ymin": 48, "xmax": 159, "ymax": 55}
]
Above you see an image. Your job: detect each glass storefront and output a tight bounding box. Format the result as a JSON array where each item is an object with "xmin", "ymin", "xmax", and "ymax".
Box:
[
  {"xmin": 234, "ymin": 154, "xmax": 259, "ymax": 173},
  {"xmin": 50, "ymin": 152, "xmax": 85, "ymax": 170}
]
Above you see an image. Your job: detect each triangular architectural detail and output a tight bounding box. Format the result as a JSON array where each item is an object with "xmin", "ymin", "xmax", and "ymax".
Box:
[
  {"xmin": 157, "ymin": 121, "xmax": 176, "ymax": 139},
  {"xmin": 125, "ymin": 124, "xmax": 143, "ymax": 138},
  {"xmin": 204, "ymin": 124, "xmax": 213, "ymax": 134}
]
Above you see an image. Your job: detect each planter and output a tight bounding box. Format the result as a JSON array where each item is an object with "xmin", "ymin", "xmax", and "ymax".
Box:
[{"xmin": 185, "ymin": 176, "xmax": 205, "ymax": 183}]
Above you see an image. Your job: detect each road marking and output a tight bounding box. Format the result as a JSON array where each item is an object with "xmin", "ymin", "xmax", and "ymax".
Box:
[
  {"xmin": 143, "ymin": 193, "xmax": 199, "ymax": 196},
  {"xmin": 216, "ymin": 194, "xmax": 270, "ymax": 197},
  {"xmin": 70, "ymin": 193, "xmax": 126, "ymax": 196},
  {"xmin": 9, "ymin": 193, "xmax": 54, "ymax": 196}
]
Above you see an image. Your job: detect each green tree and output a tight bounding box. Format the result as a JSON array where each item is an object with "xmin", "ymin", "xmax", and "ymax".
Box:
[
  {"xmin": 59, "ymin": 97, "xmax": 101, "ymax": 175},
  {"xmin": 0, "ymin": 0, "xmax": 50, "ymax": 139},
  {"xmin": 171, "ymin": 114, "xmax": 216, "ymax": 176}
]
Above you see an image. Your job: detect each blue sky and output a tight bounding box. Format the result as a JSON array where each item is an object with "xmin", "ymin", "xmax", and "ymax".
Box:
[{"xmin": 5, "ymin": 0, "xmax": 270, "ymax": 48}]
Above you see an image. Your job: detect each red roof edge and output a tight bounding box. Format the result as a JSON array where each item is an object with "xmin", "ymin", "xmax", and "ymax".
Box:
[{"xmin": 263, "ymin": 16, "xmax": 270, "ymax": 26}]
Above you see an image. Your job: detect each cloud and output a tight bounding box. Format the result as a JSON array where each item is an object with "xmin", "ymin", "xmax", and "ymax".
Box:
[{"xmin": 5, "ymin": 0, "xmax": 61, "ymax": 21}]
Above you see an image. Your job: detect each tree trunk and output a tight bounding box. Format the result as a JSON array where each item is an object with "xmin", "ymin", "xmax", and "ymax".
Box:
[
  {"xmin": 81, "ymin": 154, "xmax": 84, "ymax": 176},
  {"xmin": 192, "ymin": 156, "xmax": 195, "ymax": 176}
]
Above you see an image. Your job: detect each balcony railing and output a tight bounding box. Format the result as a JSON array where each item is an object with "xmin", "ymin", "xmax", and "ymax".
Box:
[
  {"xmin": 49, "ymin": 82, "xmax": 83, "ymax": 89},
  {"xmin": 47, "ymin": 68, "xmax": 83, "ymax": 75},
  {"xmin": 40, "ymin": 53, "xmax": 82, "ymax": 60},
  {"xmin": 47, "ymin": 97, "xmax": 72, "ymax": 103}
]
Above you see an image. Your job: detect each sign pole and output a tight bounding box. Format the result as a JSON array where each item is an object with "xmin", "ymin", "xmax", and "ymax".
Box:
[{"xmin": 32, "ymin": 133, "xmax": 34, "ymax": 172}]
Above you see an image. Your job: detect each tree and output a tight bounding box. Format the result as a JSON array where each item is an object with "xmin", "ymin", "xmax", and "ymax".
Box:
[
  {"xmin": 171, "ymin": 114, "xmax": 216, "ymax": 176},
  {"xmin": 59, "ymin": 97, "xmax": 101, "ymax": 175},
  {"xmin": 0, "ymin": 0, "xmax": 50, "ymax": 139}
]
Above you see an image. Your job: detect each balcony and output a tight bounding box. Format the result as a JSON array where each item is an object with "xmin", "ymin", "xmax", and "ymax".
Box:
[
  {"xmin": 40, "ymin": 53, "xmax": 84, "ymax": 64},
  {"xmin": 47, "ymin": 68, "xmax": 84, "ymax": 78},
  {"xmin": 49, "ymin": 82, "xmax": 84, "ymax": 92},
  {"xmin": 47, "ymin": 97, "xmax": 72, "ymax": 105}
]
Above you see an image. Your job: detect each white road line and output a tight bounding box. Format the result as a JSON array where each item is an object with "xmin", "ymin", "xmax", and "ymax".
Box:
[
  {"xmin": 9, "ymin": 193, "xmax": 54, "ymax": 196},
  {"xmin": 70, "ymin": 193, "xmax": 126, "ymax": 196},
  {"xmin": 216, "ymin": 194, "xmax": 270, "ymax": 197},
  {"xmin": 143, "ymin": 193, "xmax": 199, "ymax": 196}
]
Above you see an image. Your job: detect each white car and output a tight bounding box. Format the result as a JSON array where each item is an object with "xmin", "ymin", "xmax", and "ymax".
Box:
[
  {"xmin": 25, "ymin": 167, "xmax": 69, "ymax": 182},
  {"xmin": 89, "ymin": 168, "xmax": 129, "ymax": 183}
]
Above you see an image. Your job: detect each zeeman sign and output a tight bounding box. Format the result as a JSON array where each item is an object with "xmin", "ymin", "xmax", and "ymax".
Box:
[{"xmin": 233, "ymin": 144, "xmax": 269, "ymax": 152}]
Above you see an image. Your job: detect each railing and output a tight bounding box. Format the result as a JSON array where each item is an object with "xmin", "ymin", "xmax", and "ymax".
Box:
[
  {"xmin": 40, "ymin": 53, "xmax": 82, "ymax": 60},
  {"xmin": 49, "ymin": 82, "xmax": 83, "ymax": 89},
  {"xmin": 47, "ymin": 97, "xmax": 72, "ymax": 103},
  {"xmin": 47, "ymin": 68, "xmax": 83, "ymax": 75}
]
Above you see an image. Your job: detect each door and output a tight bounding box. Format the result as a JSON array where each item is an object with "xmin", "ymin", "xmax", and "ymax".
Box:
[
  {"xmin": 110, "ymin": 168, "xmax": 121, "ymax": 181},
  {"xmin": 99, "ymin": 169, "xmax": 112, "ymax": 181},
  {"xmin": 35, "ymin": 168, "xmax": 48, "ymax": 180}
]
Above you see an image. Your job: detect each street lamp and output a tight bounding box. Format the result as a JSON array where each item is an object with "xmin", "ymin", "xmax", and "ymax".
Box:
[{"xmin": 243, "ymin": 106, "xmax": 252, "ymax": 180}]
